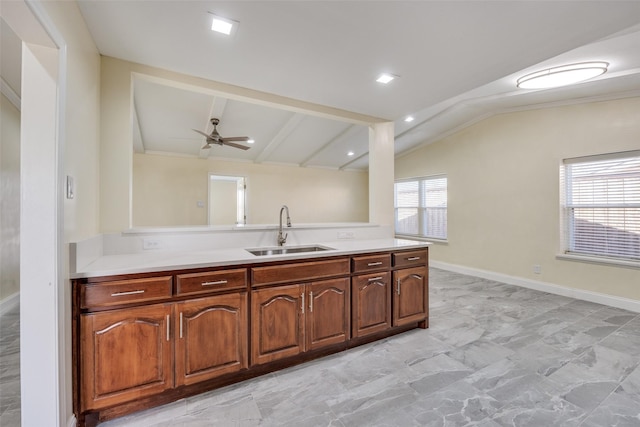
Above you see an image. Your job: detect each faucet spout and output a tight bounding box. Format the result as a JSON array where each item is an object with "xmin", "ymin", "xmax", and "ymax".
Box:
[{"xmin": 277, "ymin": 205, "xmax": 291, "ymax": 246}]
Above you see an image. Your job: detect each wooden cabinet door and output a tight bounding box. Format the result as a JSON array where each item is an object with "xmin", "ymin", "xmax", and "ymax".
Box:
[
  {"xmin": 306, "ymin": 278, "xmax": 350, "ymax": 351},
  {"xmin": 393, "ymin": 266, "xmax": 428, "ymax": 326},
  {"xmin": 175, "ymin": 293, "xmax": 248, "ymax": 387},
  {"xmin": 251, "ymin": 284, "xmax": 304, "ymax": 365},
  {"xmin": 80, "ymin": 304, "xmax": 173, "ymax": 411},
  {"xmin": 351, "ymin": 272, "xmax": 391, "ymax": 338}
]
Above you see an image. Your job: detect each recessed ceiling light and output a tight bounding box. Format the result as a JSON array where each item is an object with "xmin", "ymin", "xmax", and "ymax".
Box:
[
  {"xmin": 404, "ymin": 116, "xmax": 415, "ymax": 122},
  {"xmin": 516, "ymin": 61, "xmax": 608, "ymax": 89},
  {"xmin": 247, "ymin": 139, "xmax": 255, "ymax": 144},
  {"xmin": 347, "ymin": 151, "xmax": 355, "ymax": 156},
  {"xmin": 209, "ymin": 13, "xmax": 238, "ymax": 36},
  {"xmin": 376, "ymin": 73, "xmax": 396, "ymax": 84}
]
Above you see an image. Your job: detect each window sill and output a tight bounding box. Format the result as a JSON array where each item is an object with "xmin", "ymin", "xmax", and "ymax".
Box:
[
  {"xmin": 556, "ymin": 253, "xmax": 640, "ymax": 270},
  {"xmin": 395, "ymin": 235, "xmax": 448, "ymax": 244}
]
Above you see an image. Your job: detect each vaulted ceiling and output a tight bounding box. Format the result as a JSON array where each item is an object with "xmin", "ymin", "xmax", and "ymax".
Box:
[{"xmin": 54, "ymin": 2, "xmax": 640, "ymax": 169}]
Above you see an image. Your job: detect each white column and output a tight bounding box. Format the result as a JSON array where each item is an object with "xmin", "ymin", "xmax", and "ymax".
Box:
[
  {"xmin": 368, "ymin": 122, "xmax": 395, "ymax": 230},
  {"xmin": 20, "ymin": 42, "xmax": 61, "ymax": 427}
]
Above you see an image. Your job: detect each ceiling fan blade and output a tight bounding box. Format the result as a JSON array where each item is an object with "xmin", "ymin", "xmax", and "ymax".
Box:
[
  {"xmin": 222, "ymin": 141, "xmax": 251, "ymax": 150},
  {"xmin": 192, "ymin": 129, "xmax": 212, "ymax": 138},
  {"xmin": 201, "ymin": 143, "xmax": 211, "ymax": 149},
  {"xmin": 221, "ymin": 136, "xmax": 250, "ymax": 142}
]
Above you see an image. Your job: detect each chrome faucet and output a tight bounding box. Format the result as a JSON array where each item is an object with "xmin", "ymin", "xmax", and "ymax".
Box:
[{"xmin": 277, "ymin": 205, "xmax": 291, "ymax": 246}]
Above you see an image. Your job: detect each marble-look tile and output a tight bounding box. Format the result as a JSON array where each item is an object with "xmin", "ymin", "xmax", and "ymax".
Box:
[
  {"xmin": 446, "ymin": 339, "xmax": 514, "ymax": 371},
  {"xmin": 508, "ymin": 341, "xmax": 576, "ymax": 376},
  {"xmin": 408, "ymin": 353, "xmax": 474, "ymax": 396},
  {"xmin": 402, "ymin": 381, "xmax": 501, "ymax": 426}
]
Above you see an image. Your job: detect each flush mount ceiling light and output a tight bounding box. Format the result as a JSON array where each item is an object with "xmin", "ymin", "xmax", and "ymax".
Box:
[
  {"xmin": 209, "ymin": 13, "xmax": 238, "ymax": 36},
  {"xmin": 404, "ymin": 116, "xmax": 415, "ymax": 123},
  {"xmin": 347, "ymin": 151, "xmax": 355, "ymax": 157},
  {"xmin": 376, "ymin": 73, "xmax": 396, "ymax": 84},
  {"xmin": 516, "ymin": 61, "xmax": 608, "ymax": 89},
  {"xmin": 247, "ymin": 139, "xmax": 255, "ymax": 144}
]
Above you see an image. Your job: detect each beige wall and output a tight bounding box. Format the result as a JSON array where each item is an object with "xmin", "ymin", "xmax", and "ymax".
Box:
[
  {"xmin": 0, "ymin": 93, "xmax": 20, "ymax": 301},
  {"xmin": 396, "ymin": 97, "xmax": 640, "ymax": 301},
  {"xmin": 133, "ymin": 153, "xmax": 369, "ymax": 226}
]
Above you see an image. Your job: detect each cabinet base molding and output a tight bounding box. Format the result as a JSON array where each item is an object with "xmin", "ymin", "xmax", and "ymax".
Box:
[{"xmin": 77, "ymin": 321, "xmax": 424, "ymax": 427}]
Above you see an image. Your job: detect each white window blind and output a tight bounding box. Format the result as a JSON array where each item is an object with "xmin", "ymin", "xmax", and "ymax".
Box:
[
  {"xmin": 561, "ymin": 151, "xmax": 640, "ymax": 262},
  {"xmin": 395, "ymin": 176, "xmax": 447, "ymax": 239}
]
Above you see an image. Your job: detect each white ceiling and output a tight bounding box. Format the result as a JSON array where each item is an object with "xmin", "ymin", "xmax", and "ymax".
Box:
[{"xmin": 17, "ymin": 2, "xmax": 640, "ymax": 170}]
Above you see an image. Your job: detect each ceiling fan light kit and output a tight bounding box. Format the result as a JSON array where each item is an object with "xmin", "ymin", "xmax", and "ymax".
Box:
[
  {"xmin": 516, "ymin": 61, "xmax": 608, "ymax": 89},
  {"xmin": 192, "ymin": 118, "xmax": 251, "ymax": 151}
]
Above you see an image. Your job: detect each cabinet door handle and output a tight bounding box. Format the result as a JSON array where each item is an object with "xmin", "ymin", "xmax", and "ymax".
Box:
[
  {"xmin": 166, "ymin": 314, "xmax": 170, "ymax": 341},
  {"xmin": 406, "ymin": 256, "xmax": 421, "ymax": 261},
  {"xmin": 368, "ymin": 276, "xmax": 383, "ymax": 282},
  {"xmin": 179, "ymin": 312, "xmax": 183, "ymax": 339},
  {"xmin": 201, "ymin": 280, "xmax": 228, "ymax": 286},
  {"xmin": 367, "ymin": 261, "xmax": 383, "ymax": 266},
  {"xmin": 301, "ymin": 292, "xmax": 305, "ymax": 314},
  {"xmin": 110, "ymin": 289, "xmax": 145, "ymax": 297},
  {"xmin": 410, "ymin": 274, "xmax": 423, "ymax": 280},
  {"xmin": 397, "ymin": 278, "xmax": 401, "ymax": 295},
  {"xmin": 309, "ymin": 291, "xmax": 313, "ymax": 313}
]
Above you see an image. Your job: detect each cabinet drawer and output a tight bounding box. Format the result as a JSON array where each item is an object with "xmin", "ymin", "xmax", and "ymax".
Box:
[
  {"xmin": 81, "ymin": 276, "xmax": 173, "ymax": 309},
  {"xmin": 352, "ymin": 254, "xmax": 391, "ymax": 273},
  {"xmin": 251, "ymin": 258, "xmax": 350, "ymax": 287},
  {"xmin": 393, "ymin": 249, "xmax": 428, "ymax": 268},
  {"xmin": 176, "ymin": 268, "xmax": 247, "ymax": 296}
]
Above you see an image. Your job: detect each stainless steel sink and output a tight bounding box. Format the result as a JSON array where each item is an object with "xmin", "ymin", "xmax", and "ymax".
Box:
[{"xmin": 246, "ymin": 245, "xmax": 334, "ymax": 256}]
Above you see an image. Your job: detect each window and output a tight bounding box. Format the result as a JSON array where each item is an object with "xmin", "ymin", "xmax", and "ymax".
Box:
[
  {"xmin": 561, "ymin": 151, "xmax": 640, "ymax": 262},
  {"xmin": 395, "ymin": 176, "xmax": 447, "ymax": 239}
]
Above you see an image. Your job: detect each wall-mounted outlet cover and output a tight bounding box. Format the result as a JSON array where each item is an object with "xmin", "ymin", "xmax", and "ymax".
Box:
[
  {"xmin": 533, "ymin": 264, "xmax": 541, "ymax": 274},
  {"xmin": 143, "ymin": 238, "xmax": 163, "ymax": 250},
  {"xmin": 337, "ymin": 231, "xmax": 355, "ymax": 239}
]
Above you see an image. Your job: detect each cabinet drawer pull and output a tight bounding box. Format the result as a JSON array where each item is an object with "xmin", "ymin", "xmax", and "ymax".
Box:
[
  {"xmin": 406, "ymin": 256, "xmax": 421, "ymax": 261},
  {"xmin": 368, "ymin": 276, "xmax": 383, "ymax": 282},
  {"xmin": 301, "ymin": 292, "xmax": 305, "ymax": 314},
  {"xmin": 201, "ymin": 280, "xmax": 228, "ymax": 286},
  {"xmin": 367, "ymin": 262, "xmax": 383, "ymax": 266},
  {"xmin": 166, "ymin": 314, "xmax": 170, "ymax": 341},
  {"xmin": 110, "ymin": 290, "xmax": 145, "ymax": 297}
]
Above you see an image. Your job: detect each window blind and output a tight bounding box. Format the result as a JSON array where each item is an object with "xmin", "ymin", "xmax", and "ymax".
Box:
[
  {"xmin": 395, "ymin": 176, "xmax": 447, "ymax": 239},
  {"xmin": 562, "ymin": 151, "xmax": 640, "ymax": 261}
]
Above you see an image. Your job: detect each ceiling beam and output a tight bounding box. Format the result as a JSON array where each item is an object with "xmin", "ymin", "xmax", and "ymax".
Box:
[
  {"xmin": 255, "ymin": 113, "xmax": 305, "ymax": 163},
  {"xmin": 300, "ymin": 124, "xmax": 362, "ymax": 167}
]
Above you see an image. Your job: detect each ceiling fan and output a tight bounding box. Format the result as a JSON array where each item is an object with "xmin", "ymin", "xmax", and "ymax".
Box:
[{"xmin": 192, "ymin": 118, "xmax": 251, "ymax": 150}]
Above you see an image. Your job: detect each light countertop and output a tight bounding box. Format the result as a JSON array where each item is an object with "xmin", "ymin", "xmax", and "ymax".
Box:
[{"xmin": 71, "ymin": 238, "xmax": 430, "ymax": 279}]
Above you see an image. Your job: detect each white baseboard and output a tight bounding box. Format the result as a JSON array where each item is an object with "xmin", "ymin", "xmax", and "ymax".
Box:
[
  {"xmin": 431, "ymin": 260, "xmax": 640, "ymax": 313},
  {"xmin": 67, "ymin": 414, "xmax": 77, "ymax": 427},
  {"xmin": 0, "ymin": 292, "xmax": 19, "ymax": 316}
]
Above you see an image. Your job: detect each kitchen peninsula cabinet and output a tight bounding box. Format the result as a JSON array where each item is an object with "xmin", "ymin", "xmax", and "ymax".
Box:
[
  {"xmin": 392, "ymin": 249, "xmax": 429, "ymax": 328},
  {"xmin": 72, "ymin": 245, "xmax": 428, "ymax": 426},
  {"xmin": 175, "ymin": 293, "xmax": 248, "ymax": 386},
  {"xmin": 79, "ymin": 303, "xmax": 173, "ymax": 411},
  {"xmin": 250, "ymin": 258, "xmax": 350, "ymax": 365},
  {"xmin": 251, "ymin": 277, "xmax": 351, "ymax": 365}
]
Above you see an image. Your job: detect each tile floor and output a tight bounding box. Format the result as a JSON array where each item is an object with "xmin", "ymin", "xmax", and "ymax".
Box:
[
  {"xmin": 0, "ymin": 301, "xmax": 20, "ymax": 426},
  {"xmin": 2, "ymin": 268, "xmax": 640, "ymax": 426}
]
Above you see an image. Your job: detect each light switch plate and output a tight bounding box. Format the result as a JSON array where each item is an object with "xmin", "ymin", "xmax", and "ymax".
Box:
[{"xmin": 66, "ymin": 176, "xmax": 74, "ymax": 199}]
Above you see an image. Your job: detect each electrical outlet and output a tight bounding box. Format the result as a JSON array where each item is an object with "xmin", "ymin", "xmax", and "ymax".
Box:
[
  {"xmin": 143, "ymin": 238, "xmax": 163, "ymax": 250},
  {"xmin": 337, "ymin": 231, "xmax": 355, "ymax": 239},
  {"xmin": 533, "ymin": 264, "xmax": 541, "ymax": 274}
]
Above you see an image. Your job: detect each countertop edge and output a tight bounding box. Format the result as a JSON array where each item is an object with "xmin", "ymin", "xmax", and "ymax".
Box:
[{"xmin": 70, "ymin": 239, "xmax": 431, "ymax": 280}]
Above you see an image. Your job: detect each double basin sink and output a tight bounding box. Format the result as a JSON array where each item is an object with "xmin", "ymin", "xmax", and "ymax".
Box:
[{"xmin": 246, "ymin": 245, "xmax": 334, "ymax": 256}]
